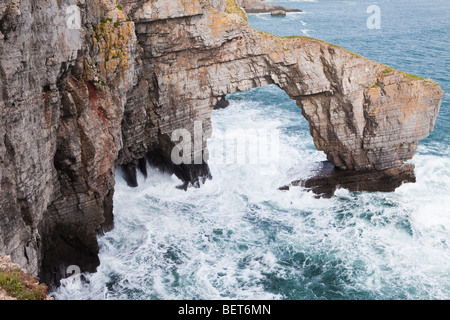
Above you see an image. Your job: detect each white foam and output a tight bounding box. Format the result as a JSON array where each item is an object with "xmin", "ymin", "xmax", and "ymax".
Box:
[
  {"xmin": 301, "ymin": 29, "xmax": 311, "ymax": 36},
  {"xmin": 53, "ymin": 85, "xmax": 450, "ymax": 300}
]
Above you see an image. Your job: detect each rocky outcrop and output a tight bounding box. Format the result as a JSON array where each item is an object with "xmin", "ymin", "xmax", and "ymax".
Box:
[
  {"xmin": 237, "ymin": 0, "xmax": 302, "ymax": 14},
  {"xmin": 279, "ymin": 162, "xmax": 416, "ymax": 198},
  {"xmin": 271, "ymin": 10, "xmax": 287, "ymax": 17},
  {"xmin": 0, "ymin": 0, "xmax": 443, "ymax": 288},
  {"xmin": 0, "ymin": 255, "xmax": 52, "ymax": 300}
]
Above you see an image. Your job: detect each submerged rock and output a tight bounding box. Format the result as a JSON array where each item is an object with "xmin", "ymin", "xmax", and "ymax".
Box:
[{"xmin": 271, "ymin": 10, "xmax": 287, "ymax": 17}]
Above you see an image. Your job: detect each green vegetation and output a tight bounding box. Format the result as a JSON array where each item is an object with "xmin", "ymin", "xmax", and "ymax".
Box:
[
  {"xmin": 94, "ymin": 31, "xmax": 101, "ymax": 42},
  {"xmin": 424, "ymin": 78, "xmax": 441, "ymax": 87},
  {"xmin": 226, "ymin": 0, "xmax": 248, "ymax": 22},
  {"xmin": 280, "ymin": 35, "xmax": 363, "ymax": 58},
  {"xmin": 403, "ymin": 71, "xmax": 425, "ymax": 81},
  {"xmin": 367, "ymin": 66, "xmax": 437, "ymax": 90},
  {"xmin": 92, "ymin": 17, "xmax": 127, "ymax": 61},
  {"xmin": 383, "ymin": 65, "xmax": 428, "ymax": 81},
  {"xmin": 371, "ymin": 82, "xmax": 380, "ymax": 89},
  {"xmin": 117, "ymin": 4, "xmax": 123, "ymax": 11},
  {"xmin": 0, "ymin": 268, "xmax": 47, "ymax": 300},
  {"xmin": 281, "ymin": 35, "xmax": 312, "ymax": 41},
  {"xmin": 258, "ymin": 30, "xmax": 277, "ymax": 38},
  {"xmin": 271, "ymin": 35, "xmax": 437, "ymax": 87},
  {"xmin": 325, "ymin": 41, "xmax": 363, "ymax": 59},
  {"xmin": 88, "ymin": 15, "xmax": 133, "ymax": 87},
  {"xmin": 100, "ymin": 18, "xmax": 114, "ymax": 24},
  {"xmin": 383, "ymin": 66, "xmax": 394, "ymax": 74}
]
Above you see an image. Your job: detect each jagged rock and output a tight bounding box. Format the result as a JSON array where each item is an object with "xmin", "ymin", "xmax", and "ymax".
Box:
[
  {"xmin": 121, "ymin": 162, "xmax": 139, "ymax": 188},
  {"xmin": 279, "ymin": 162, "xmax": 416, "ymax": 198},
  {"xmin": 0, "ymin": 0, "xmax": 443, "ymax": 288},
  {"xmin": 138, "ymin": 157, "xmax": 148, "ymax": 179},
  {"xmin": 214, "ymin": 96, "xmax": 231, "ymax": 109},
  {"xmin": 145, "ymin": 150, "xmax": 212, "ymax": 190}
]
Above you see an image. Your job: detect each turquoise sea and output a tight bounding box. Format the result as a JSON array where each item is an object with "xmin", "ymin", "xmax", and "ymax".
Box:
[{"xmin": 53, "ymin": 0, "xmax": 450, "ymax": 300}]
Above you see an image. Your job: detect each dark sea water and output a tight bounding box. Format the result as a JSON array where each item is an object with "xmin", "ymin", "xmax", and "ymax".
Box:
[{"xmin": 53, "ymin": 0, "xmax": 450, "ymax": 300}]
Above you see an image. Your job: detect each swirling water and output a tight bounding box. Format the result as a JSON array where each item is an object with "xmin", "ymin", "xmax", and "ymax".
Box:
[{"xmin": 53, "ymin": 0, "xmax": 450, "ymax": 300}]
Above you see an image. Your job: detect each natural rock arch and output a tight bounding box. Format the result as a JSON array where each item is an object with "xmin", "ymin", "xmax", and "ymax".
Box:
[
  {"xmin": 0, "ymin": 0, "xmax": 442, "ymax": 287},
  {"xmin": 119, "ymin": 1, "xmax": 442, "ymax": 186}
]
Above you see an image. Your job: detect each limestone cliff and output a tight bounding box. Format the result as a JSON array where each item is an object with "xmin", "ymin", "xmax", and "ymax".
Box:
[{"xmin": 0, "ymin": 0, "xmax": 443, "ymax": 287}]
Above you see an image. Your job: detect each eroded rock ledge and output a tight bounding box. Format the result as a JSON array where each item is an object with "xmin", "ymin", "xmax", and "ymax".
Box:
[
  {"xmin": 0, "ymin": 0, "xmax": 443, "ymax": 287},
  {"xmin": 279, "ymin": 162, "xmax": 416, "ymax": 198}
]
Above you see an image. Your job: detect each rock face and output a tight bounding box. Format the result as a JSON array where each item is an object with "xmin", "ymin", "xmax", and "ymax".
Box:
[{"xmin": 0, "ymin": 0, "xmax": 443, "ymax": 287}]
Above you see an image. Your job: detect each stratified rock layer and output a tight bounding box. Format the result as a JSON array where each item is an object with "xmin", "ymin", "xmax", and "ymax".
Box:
[{"xmin": 0, "ymin": 0, "xmax": 443, "ymax": 287}]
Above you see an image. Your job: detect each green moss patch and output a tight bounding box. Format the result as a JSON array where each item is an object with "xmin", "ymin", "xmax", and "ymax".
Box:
[
  {"xmin": 226, "ymin": 0, "xmax": 248, "ymax": 21},
  {"xmin": 0, "ymin": 268, "xmax": 48, "ymax": 300}
]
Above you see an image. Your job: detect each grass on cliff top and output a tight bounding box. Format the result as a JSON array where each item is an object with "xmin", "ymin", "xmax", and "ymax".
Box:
[
  {"xmin": 0, "ymin": 268, "xmax": 48, "ymax": 300},
  {"xmin": 383, "ymin": 65, "xmax": 438, "ymax": 84},
  {"xmin": 404, "ymin": 72, "xmax": 426, "ymax": 80},
  {"xmin": 279, "ymin": 35, "xmax": 364, "ymax": 59},
  {"xmin": 280, "ymin": 36, "xmax": 437, "ymax": 84}
]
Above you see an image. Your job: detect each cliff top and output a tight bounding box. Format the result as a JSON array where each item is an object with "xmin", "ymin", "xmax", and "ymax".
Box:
[{"xmin": 0, "ymin": 256, "xmax": 52, "ymax": 300}]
